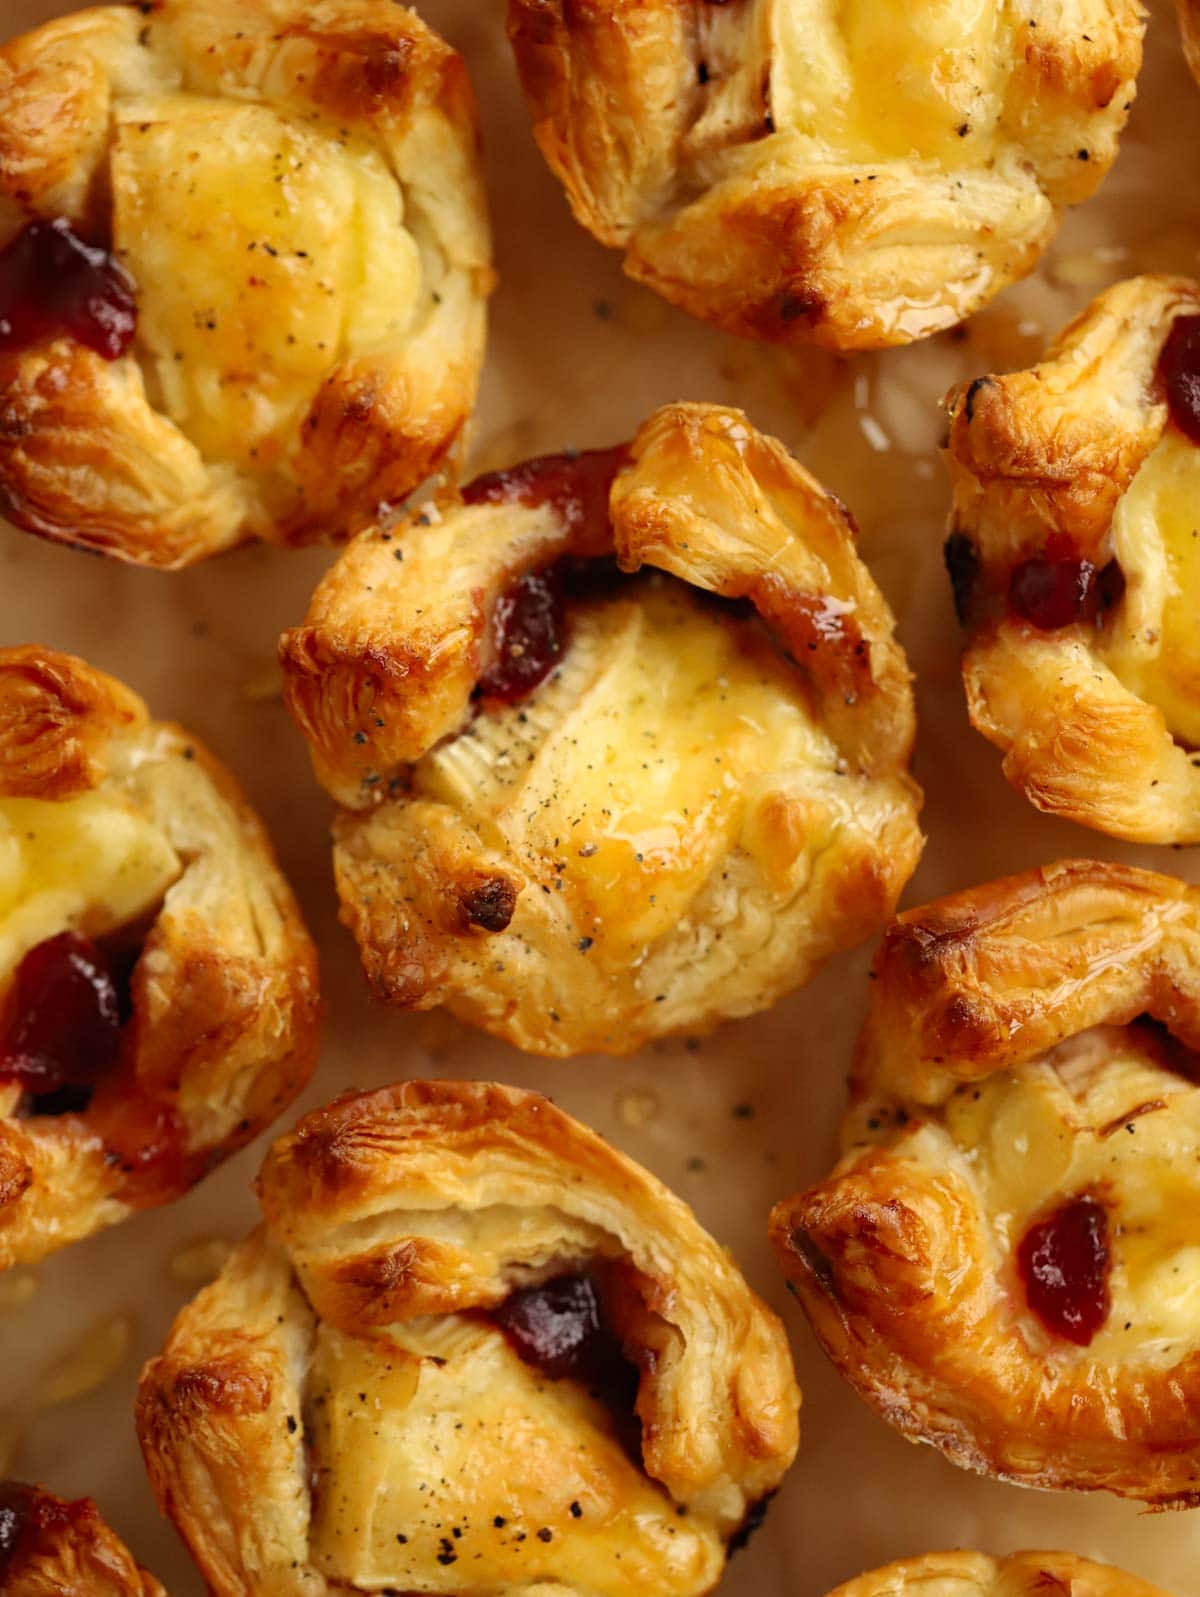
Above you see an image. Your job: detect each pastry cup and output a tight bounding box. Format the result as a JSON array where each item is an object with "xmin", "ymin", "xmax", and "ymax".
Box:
[
  {"xmin": 280, "ymin": 401, "xmax": 923, "ymax": 1056},
  {"xmin": 772, "ymin": 859, "xmax": 1200, "ymax": 1503},
  {"xmin": 827, "ymin": 1550, "xmax": 1172, "ymax": 1597},
  {"xmin": 0, "ymin": 0, "xmax": 492, "ymax": 567},
  {"xmin": 508, "ymin": 0, "xmax": 1144, "ymax": 350},
  {"xmin": 137, "ymin": 1079, "xmax": 800, "ymax": 1596},
  {"xmin": 945, "ymin": 274, "xmax": 1200, "ymax": 842},
  {"xmin": 0, "ymin": 1479, "xmax": 164, "ymax": 1596},
  {"xmin": 0, "ymin": 646, "xmax": 320, "ymax": 1271}
]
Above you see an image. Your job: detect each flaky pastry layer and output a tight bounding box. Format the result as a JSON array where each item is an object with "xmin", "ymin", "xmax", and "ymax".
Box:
[
  {"xmin": 945, "ymin": 274, "xmax": 1200, "ymax": 841},
  {"xmin": 508, "ymin": 0, "xmax": 1143, "ymax": 349},
  {"xmin": 280, "ymin": 401, "xmax": 923, "ymax": 1056},
  {"xmin": 827, "ymin": 1549, "xmax": 1174, "ymax": 1597},
  {"xmin": 0, "ymin": 646, "xmax": 320, "ymax": 1270},
  {"xmin": 0, "ymin": 0, "xmax": 492, "ymax": 566},
  {"xmin": 772, "ymin": 859, "xmax": 1200, "ymax": 1503},
  {"xmin": 0, "ymin": 1479, "xmax": 165, "ymax": 1597},
  {"xmin": 138, "ymin": 1080, "xmax": 799, "ymax": 1597}
]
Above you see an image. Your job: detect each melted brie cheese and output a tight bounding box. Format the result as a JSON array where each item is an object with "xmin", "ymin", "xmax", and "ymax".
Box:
[
  {"xmin": 940, "ymin": 1027, "xmax": 1200, "ymax": 1362},
  {"xmin": 1100, "ymin": 431, "xmax": 1200, "ymax": 749},
  {"xmin": 768, "ymin": 0, "xmax": 1002, "ymax": 167},
  {"xmin": 0, "ymin": 791, "xmax": 181, "ymax": 984},
  {"xmin": 415, "ymin": 579, "xmax": 837, "ymax": 958},
  {"xmin": 112, "ymin": 94, "xmax": 422, "ymax": 475},
  {"xmin": 306, "ymin": 1317, "xmax": 723, "ymax": 1595}
]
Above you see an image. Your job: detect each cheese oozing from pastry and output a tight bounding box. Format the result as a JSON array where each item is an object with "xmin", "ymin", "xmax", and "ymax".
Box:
[
  {"xmin": 113, "ymin": 94, "xmax": 422, "ymax": 479},
  {"xmin": 414, "ymin": 577, "xmax": 839, "ymax": 957},
  {"xmin": 307, "ymin": 1315, "xmax": 724, "ymax": 1594},
  {"xmin": 937, "ymin": 1025, "xmax": 1200, "ymax": 1362},
  {"xmin": 0, "ymin": 791, "xmax": 181, "ymax": 984},
  {"xmin": 1100, "ymin": 432, "xmax": 1200, "ymax": 749},
  {"xmin": 767, "ymin": 0, "xmax": 1003, "ymax": 168}
]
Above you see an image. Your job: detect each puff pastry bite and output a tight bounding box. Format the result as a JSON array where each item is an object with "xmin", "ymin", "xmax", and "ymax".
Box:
[
  {"xmin": 945, "ymin": 274, "xmax": 1200, "ymax": 842},
  {"xmin": 826, "ymin": 1550, "xmax": 1174, "ymax": 1597},
  {"xmin": 772, "ymin": 858, "xmax": 1200, "ymax": 1503},
  {"xmin": 0, "ymin": 0, "xmax": 491, "ymax": 568},
  {"xmin": 0, "ymin": 1480, "xmax": 165, "ymax": 1597},
  {"xmin": 508, "ymin": 0, "xmax": 1144, "ymax": 350},
  {"xmin": 0, "ymin": 646, "xmax": 320, "ymax": 1271},
  {"xmin": 280, "ymin": 401, "xmax": 923, "ymax": 1056},
  {"xmin": 137, "ymin": 1079, "xmax": 800, "ymax": 1596}
]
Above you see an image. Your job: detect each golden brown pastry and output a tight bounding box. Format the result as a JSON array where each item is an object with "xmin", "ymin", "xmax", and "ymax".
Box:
[
  {"xmin": 0, "ymin": 0, "xmax": 492, "ymax": 568},
  {"xmin": 945, "ymin": 274, "xmax": 1200, "ymax": 842},
  {"xmin": 0, "ymin": 1480, "xmax": 165, "ymax": 1597},
  {"xmin": 137, "ymin": 1079, "xmax": 800, "ymax": 1596},
  {"xmin": 508, "ymin": 0, "xmax": 1144, "ymax": 350},
  {"xmin": 826, "ymin": 1550, "xmax": 1173, "ymax": 1597},
  {"xmin": 0, "ymin": 646, "xmax": 320, "ymax": 1271},
  {"xmin": 772, "ymin": 859, "xmax": 1200, "ymax": 1504},
  {"xmin": 280, "ymin": 401, "xmax": 923, "ymax": 1056}
]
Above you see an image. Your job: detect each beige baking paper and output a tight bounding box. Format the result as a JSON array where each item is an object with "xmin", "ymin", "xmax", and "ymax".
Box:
[{"xmin": 3, "ymin": 1, "xmax": 1200, "ymax": 1592}]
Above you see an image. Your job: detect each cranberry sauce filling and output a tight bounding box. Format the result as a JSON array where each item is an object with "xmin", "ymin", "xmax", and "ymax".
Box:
[
  {"xmin": 0, "ymin": 1482, "xmax": 92, "ymax": 1577},
  {"xmin": 1016, "ymin": 1195, "xmax": 1112, "ymax": 1346},
  {"xmin": 477, "ymin": 564, "xmax": 568, "ymax": 704},
  {"xmin": 1007, "ymin": 553, "xmax": 1124, "ymax": 632},
  {"xmin": 463, "ymin": 446, "xmax": 632, "ymax": 706},
  {"xmin": 493, "ymin": 1272, "xmax": 641, "ymax": 1443},
  {"xmin": 0, "ymin": 931, "xmax": 131, "ymax": 1113},
  {"xmin": 462, "ymin": 445, "xmax": 630, "ymax": 548},
  {"xmin": 1158, "ymin": 313, "xmax": 1200, "ymax": 445},
  {"xmin": 0, "ymin": 219, "xmax": 136, "ymax": 361}
]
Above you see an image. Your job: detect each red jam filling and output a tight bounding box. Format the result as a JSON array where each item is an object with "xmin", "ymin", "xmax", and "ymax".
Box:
[
  {"xmin": 0, "ymin": 218, "xmax": 136, "ymax": 361},
  {"xmin": 1007, "ymin": 554, "xmax": 1124, "ymax": 631},
  {"xmin": 1016, "ymin": 1196, "xmax": 1111, "ymax": 1346},
  {"xmin": 462, "ymin": 445, "xmax": 630, "ymax": 550},
  {"xmin": 464, "ymin": 445, "xmax": 631, "ymax": 706},
  {"xmin": 1158, "ymin": 313, "xmax": 1200, "ymax": 445},
  {"xmin": 0, "ymin": 932, "xmax": 126, "ymax": 1108},
  {"xmin": 477, "ymin": 565, "xmax": 568, "ymax": 703},
  {"xmin": 493, "ymin": 1272, "xmax": 641, "ymax": 1435}
]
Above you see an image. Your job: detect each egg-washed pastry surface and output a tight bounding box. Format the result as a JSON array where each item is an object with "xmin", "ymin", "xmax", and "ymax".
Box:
[
  {"xmin": 508, "ymin": 0, "xmax": 1144, "ymax": 351},
  {"xmin": 0, "ymin": 1479, "xmax": 165, "ymax": 1597},
  {"xmin": 945, "ymin": 274, "xmax": 1200, "ymax": 842},
  {"xmin": 826, "ymin": 1550, "xmax": 1174, "ymax": 1597},
  {"xmin": 771, "ymin": 859, "xmax": 1200, "ymax": 1503},
  {"xmin": 137, "ymin": 1079, "xmax": 800, "ymax": 1597},
  {"xmin": 280, "ymin": 401, "xmax": 923, "ymax": 1057},
  {"xmin": 0, "ymin": 0, "xmax": 492, "ymax": 568},
  {"xmin": 0, "ymin": 646, "xmax": 320, "ymax": 1272}
]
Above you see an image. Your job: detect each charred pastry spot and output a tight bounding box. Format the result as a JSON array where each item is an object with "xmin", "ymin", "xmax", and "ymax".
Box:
[
  {"xmin": 777, "ymin": 292, "xmax": 822, "ymax": 326},
  {"xmin": 0, "ymin": 219, "xmax": 136, "ymax": 360},
  {"xmin": 727, "ymin": 1490, "xmax": 774, "ymax": 1556},
  {"xmin": 1157, "ymin": 313, "xmax": 1200, "ymax": 445},
  {"xmin": 458, "ymin": 875, "xmax": 518, "ymax": 934},
  {"xmin": 1017, "ymin": 1195, "xmax": 1111, "ymax": 1346},
  {"xmin": 789, "ymin": 1227, "xmax": 838, "ymax": 1299},
  {"xmin": 943, "ymin": 531, "xmax": 980, "ymax": 625},
  {"xmin": 961, "ymin": 375, "xmax": 995, "ymax": 424}
]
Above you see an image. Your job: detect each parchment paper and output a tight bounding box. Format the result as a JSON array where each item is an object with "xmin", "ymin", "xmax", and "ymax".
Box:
[{"xmin": 4, "ymin": 2, "xmax": 1200, "ymax": 1592}]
